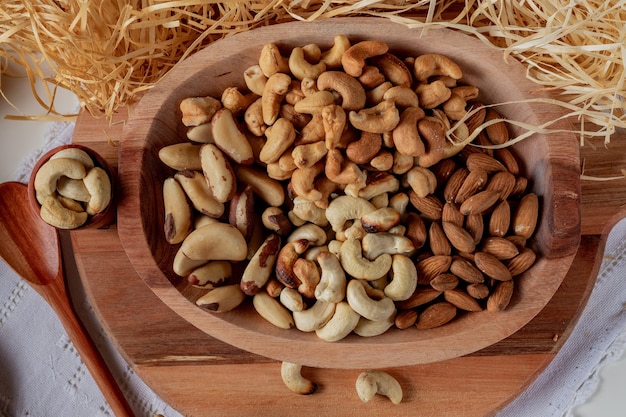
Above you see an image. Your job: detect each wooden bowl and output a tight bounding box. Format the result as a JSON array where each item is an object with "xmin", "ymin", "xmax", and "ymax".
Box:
[
  {"xmin": 28, "ymin": 144, "xmax": 116, "ymax": 230},
  {"xmin": 117, "ymin": 17, "xmax": 581, "ymax": 369}
]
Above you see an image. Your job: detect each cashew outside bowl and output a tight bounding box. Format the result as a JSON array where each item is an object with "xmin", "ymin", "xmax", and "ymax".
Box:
[
  {"xmin": 280, "ymin": 362, "xmax": 318, "ymax": 395},
  {"xmin": 355, "ymin": 370, "xmax": 403, "ymax": 405}
]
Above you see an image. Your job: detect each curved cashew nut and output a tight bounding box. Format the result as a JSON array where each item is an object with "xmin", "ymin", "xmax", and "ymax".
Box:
[
  {"xmin": 370, "ymin": 53, "xmax": 413, "ymax": 87},
  {"xmin": 357, "ymin": 172, "xmax": 400, "ymax": 200},
  {"xmin": 339, "ymin": 238, "xmax": 392, "ymax": 281},
  {"xmin": 39, "ymin": 195, "xmax": 88, "ymax": 229},
  {"xmin": 346, "ymin": 131, "xmax": 382, "ymax": 164},
  {"xmin": 244, "ymin": 64, "xmax": 268, "ymax": 96},
  {"xmin": 287, "ymin": 223, "xmax": 328, "ymax": 246},
  {"xmin": 346, "ymin": 279, "xmax": 396, "ymax": 322},
  {"xmin": 353, "ymin": 311, "xmax": 397, "ymax": 337},
  {"xmin": 325, "ymin": 148, "xmax": 367, "ymax": 186},
  {"xmin": 289, "ymin": 46, "xmax": 326, "ymax": 81},
  {"xmin": 260, "ymin": 117, "xmax": 296, "ymax": 164},
  {"xmin": 385, "ymin": 254, "xmax": 418, "ymax": 301},
  {"xmin": 34, "ymin": 157, "xmax": 87, "ymax": 204},
  {"xmin": 56, "ymin": 177, "xmax": 91, "ymax": 202},
  {"xmin": 355, "ymin": 370, "xmax": 403, "ymax": 405},
  {"xmin": 341, "ymin": 40, "xmax": 389, "ymax": 77},
  {"xmin": 293, "ymin": 299, "xmax": 336, "ymax": 332},
  {"xmin": 275, "ymin": 239, "xmax": 310, "ymax": 288},
  {"xmin": 382, "ymin": 85, "xmax": 420, "ymax": 109},
  {"xmin": 221, "ymin": 86, "xmax": 258, "ymax": 116},
  {"xmin": 292, "ymin": 141, "xmax": 327, "ymax": 169},
  {"xmin": 81, "ymin": 166, "xmax": 112, "ymax": 215},
  {"xmin": 317, "ymin": 71, "xmax": 366, "ymax": 111},
  {"xmin": 258, "ymin": 43, "xmax": 290, "ymax": 77},
  {"xmin": 360, "ymin": 207, "xmax": 401, "ymax": 233},
  {"xmin": 290, "ymin": 160, "xmax": 325, "ymax": 202},
  {"xmin": 181, "ymin": 222, "xmax": 247, "ymax": 261},
  {"xmin": 281, "ymin": 362, "xmax": 318, "ymax": 395},
  {"xmin": 349, "ymin": 100, "xmax": 400, "ymax": 134},
  {"xmin": 320, "ymin": 35, "xmax": 351, "ymax": 69},
  {"xmin": 314, "ymin": 251, "xmax": 347, "ymax": 303},
  {"xmin": 293, "ymin": 91, "xmax": 336, "ymax": 115},
  {"xmin": 413, "ymin": 53, "xmax": 463, "ymax": 82},
  {"xmin": 292, "ymin": 258, "xmax": 321, "ymax": 299},
  {"xmin": 406, "ymin": 166, "xmax": 437, "ymax": 197},
  {"xmin": 361, "ymin": 232, "xmax": 416, "ymax": 260},
  {"xmin": 261, "ymin": 72, "xmax": 292, "ymax": 125},
  {"xmin": 291, "ymin": 197, "xmax": 329, "ymax": 227},
  {"xmin": 315, "ymin": 301, "xmax": 360, "ymax": 342},
  {"xmin": 392, "ymin": 106, "xmax": 426, "ymax": 157},
  {"xmin": 325, "ymin": 195, "xmax": 376, "ymax": 232},
  {"xmin": 442, "ymin": 92, "xmax": 468, "ymax": 121},
  {"xmin": 416, "ymin": 117, "xmax": 446, "ymax": 168},
  {"xmin": 50, "ymin": 148, "xmax": 94, "ymax": 169},
  {"xmin": 416, "ymin": 80, "xmax": 452, "ymax": 109}
]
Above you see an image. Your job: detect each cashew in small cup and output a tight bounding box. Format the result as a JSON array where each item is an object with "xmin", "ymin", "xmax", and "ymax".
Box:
[
  {"xmin": 355, "ymin": 370, "xmax": 403, "ymax": 405},
  {"xmin": 280, "ymin": 362, "xmax": 318, "ymax": 395},
  {"xmin": 39, "ymin": 195, "xmax": 88, "ymax": 229},
  {"xmin": 34, "ymin": 157, "xmax": 87, "ymax": 205},
  {"xmin": 83, "ymin": 166, "xmax": 112, "ymax": 215}
]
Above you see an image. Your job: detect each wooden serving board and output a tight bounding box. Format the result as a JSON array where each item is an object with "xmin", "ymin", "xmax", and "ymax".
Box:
[{"xmin": 68, "ymin": 105, "xmax": 626, "ymax": 416}]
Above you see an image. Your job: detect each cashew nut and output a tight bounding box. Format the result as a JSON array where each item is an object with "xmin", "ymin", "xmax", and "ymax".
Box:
[
  {"xmin": 346, "ymin": 279, "xmax": 396, "ymax": 322},
  {"xmin": 370, "ymin": 53, "xmax": 413, "ymax": 87},
  {"xmin": 39, "ymin": 195, "xmax": 88, "ymax": 229},
  {"xmin": 348, "ymin": 100, "xmax": 400, "ymax": 134},
  {"xmin": 293, "ymin": 258, "xmax": 321, "ymax": 299},
  {"xmin": 290, "ymin": 161, "xmax": 325, "ymax": 201},
  {"xmin": 413, "ymin": 53, "xmax": 463, "ymax": 82},
  {"xmin": 345, "ymin": 131, "xmax": 382, "ymax": 164},
  {"xmin": 357, "ymin": 172, "xmax": 400, "ymax": 200},
  {"xmin": 392, "ymin": 106, "xmax": 426, "ymax": 157},
  {"xmin": 315, "ymin": 301, "xmax": 360, "ymax": 342},
  {"xmin": 287, "ymin": 223, "xmax": 328, "ymax": 246},
  {"xmin": 293, "ymin": 91, "xmax": 336, "ymax": 115},
  {"xmin": 50, "ymin": 147, "xmax": 94, "ymax": 170},
  {"xmin": 34, "ymin": 157, "xmax": 87, "ymax": 204},
  {"xmin": 353, "ymin": 311, "xmax": 397, "ymax": 337},
  {"xmin": 382, "ymin": 85, "xmax": 420, "ymax": 109},
  {"xmin": 289, "ymin": 46, "xmax": 326, "ymax": 80},
  {"xmin": 355, "ymin": 370, "xmax": 403, "ymax": 405},
  {"xmin": 293, "ymin": 299, "xmax": 336, "ymax": 332},
  {"xmin": 314, "ymin": 251, "xmax": 347, "ymax": 303},
  {"xmin": 416, "ymin": 117, "xmax": 446, "ymax": 167},
  {"xmin": 339, "ymin": 238, "xmax": 392, "ymax": 281},
  {"xmin": 362, "ymin": 232, "xmax": 416, "ymax": 260},
  {"xmin": 317, "ymin": 71, "xmax": 366, "ymax": 111},
  {"xmin": 275, "ymin": 239, "xmax": 310, "ymax": 289},
  {"xmin": 258, "ymin": 43, "xmax": 290, "ymax": 77},
  {"xmin": 320, "ymin": 35, "xmax": 351, "ymax": 69},
  {"xmin": 83, "ymin": 167, "xmax": 112, "ymax": 215},
  {"xmin": 341, "ymin": 40, "xmax": 389, "ymax": 77},
  {"xmin": 244, "ymin": 97, "xmax": 266, "ymax": 136},
  {"xmin": 180, "ymin": 96, "xmax": 221, "ymax": 126},
  {"xmin": 385, "ymin": 254, "xmax": 418, "ymax": 301},
  {"xmin": 290, "ymin": 197, "xmax": 328, "ymax": 227},
  {"xmin": 416, "ymin": 80, "xmax": 452, "ymax": 109},
  {"xmin": 360, "ymin": 207, "xmax": 401, "ymax": 233},
  {"xmin": 292, "ymin": 141, "xmax": 328, "ymax": 169},
  {"xmin": 243, "ymin": 64, "xmax": 268, "ymax": 96},
  {"xmin": 221, "ymin": 86, "xmax": 258, "ymax": 116},
  {"xmin": 325, "ymin": 195, "xmax": 376, "ymax": 232},
  {"xmin": 56, "ymin": 177, "xmax": 90, "ymax": 202},
  {"xmin": 260, "ymin": 118, "xmax": 296, "ymax": 164},
  {"xmin": 406, "ymin": 166, "xmax": 437, "ymax": 197},
  {"xmin": 281, "ymin": 362, "xmax": 318, "ymax": 395},
  {"xmin": 262, "ymin": 72, "xmax": 292, "ymax": 125}
]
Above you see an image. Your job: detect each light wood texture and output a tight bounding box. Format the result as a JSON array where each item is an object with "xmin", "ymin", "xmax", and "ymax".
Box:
[
  {"xmin": 0, "ymin": 182, "xmax": 134, "ymax": 417},
  {"xmin": 67, "ymin": 18, "xmax": 626, "ymax": 417},
  {"xmin": 116, "ymin": 18, "xmax": 581, "ymax": 369}
]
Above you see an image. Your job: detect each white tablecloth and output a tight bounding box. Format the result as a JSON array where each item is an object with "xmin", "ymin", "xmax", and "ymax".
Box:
[{"xmin": 1, "ymin": 120, "xmax": 625, "ymax": 417}]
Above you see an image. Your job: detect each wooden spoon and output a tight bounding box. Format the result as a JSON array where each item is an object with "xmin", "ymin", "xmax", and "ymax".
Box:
[{"xmin": 0, "ymin": 181, "xmax": 135, "ymax": 417}]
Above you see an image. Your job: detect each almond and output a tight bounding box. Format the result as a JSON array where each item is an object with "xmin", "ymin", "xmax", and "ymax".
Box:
[
  {"xmin": 488, "ymin": 199, "xmax": 511, "ymax": 237},
  {"xmin": 429, "ymin": 222, "xmax": 452, "ymax": 256},
  {"xmin": 466, "ymin": 152, "xmax": 507, "ymax": 174},
  {"xmin": 466, "ymin": 283, "xmax": 490, "ymax": 299},
  {"xmin": 484, "ymin": 108, "xmax": 509, "ymax": 145},
  {"xmin": 511, "ymin": 176, "xmax": 528, "ymax": 196},
  {"xmin": 459, "ymin": 189, "xmax": 500, "ymax": 215},
  {"xmin": 455, "ymin": 169, "xmax": 488, "ymax": 203},
  {"xmin": 394, "ymin": 309, "xmax": 418, "ymax": 329},
  {"xmin": 494, "ymin": 148, "xmax": 520, "ymax": 175},
  {"xmin": 485, "ymin": 171, "xmax": 516, "ymax": 201},
  {"xmin": 487, "ymin": 280, "xmax": 514, "ymax": 312},
  {"xmin": 512, "ymin": 192, "xmax": 539, "ymax": 239},
  {"xmin": 480, "ymin": 236, "xmax": 519, "ymax": 260},
  {"xmin": 409, "ymin": 192, "xmax": 443, "ymax": 221},
  {"xmin": 465, "ymin": 213, "xmax": 484, "ymax": 244},
  {"xmin": 442, "ymin": 202, "xmax": 464, "ymax": 227},
  {"xmin": 405, "ymin": 212, "xmax": 428, "ymax": 249},
  {"xmin": 443, "ymin": 167, "xmax": 469, "ymax": 203},
  {"xmin": 416, "ymin": 255, "xmax": 452, "ymax": 285},
  {"xmin": 415, "ymin": 302, "xmax": 457, "ymax": 329},
  {"xmin": 506, "ymin": 247, "xmax": 537, "ymax": 276},
  {"xmin": 444, "ymin": 288, "xmax": 483, "ymax": 312},
  {"xmin": 464, "ymin": 102, "xmax": 486, "ymax": 133},
  {"xmin": 396, "ymin": 287, "xmax": 442, "ymax": 309},
  {"xmin": 474, "ymin": 251, "xmax": 512, "ymax": 281},
  {"xmin": 442, "ymin": 221, "xmax": 476, "ymax": 253},
  {"xmin": 449, "ymin": 257, "xmax": 484, "ymax": 284},
  {"xmin": 430, "ymin": 158, "xmax": 457, "ymax": 190},
  {"xmin": 430, "ymin": 273, "xmax": 459, "ymax": 291}
]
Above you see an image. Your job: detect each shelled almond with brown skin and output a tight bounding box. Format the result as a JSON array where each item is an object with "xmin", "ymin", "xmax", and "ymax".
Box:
[
  {"xmin": 415, "ymin": 302, "xmax": 457, "ymax": 329},
  {"xmin": 494, "ymin": 148, "xmax": 520, "ymax": 175},
  {"xmin": 450, "ymin": 257, "xmax": 484, "ymax": 284},
  {"xmin": 409, "ymin": 192, "xmax": 444, "ymax": 221},
  {"xmin": 444, "ymin": 288, "xmax": 482, "ymax": 312},
  {"xmin": 506, "ymin": 247, "xmax": 537, "ymax": 276},
  {"xmin": 474, "ymin": 251, "xmax": 512, "ymax": 281},
  {"xmin": 395, "ymin": 309, "xmax": 418, "ymax": 329},
  {"xmin": 459, "ymin": 189, "xmax": 501, "ymax": 215},
  {"xmin": 481, "ymin": 236, "xmax": 519, "ymax": 260},
  {"xmin": 466, "ymin": 283, "xmax": 490, "ymax": 299},
  {"xmin": 396, "ymin": 288, "xmax": 442, "ymax": 309},
  {"xmin": 430, "ymin": 273, "xmax": 459, "ymax": 291},
  {"xmin": 486, "ymin": 171, "xmax": 517, "ymax": 201},
  {"xmin": 443, "ymin": 167, "xmax": 469, "ymax": 203},
  {"xmin": 488, "ymin": 199, "xmax": 511, "ymax": 237},
  {"xmin": 466, "ymin": 152, "xmax": 507, "ymax": 174},
  {"xmin": 442, "ymin": 202, "xmax": 464, "ymax": 227},
  {"xmin": 442, "ymin": 221, "xmax": 476, "ymax": 254},
  {"xmin": 455, "ymin": 169, "xmax": 488, "ymax": 203},
  {"xmin": 429, "ymin": 222, "xmax": 452, "ymax": 256},
  {"xmin": 484, "ymin": 108, "xmax": 510, "ymax": 145},
  {"xmin": 416, "ymin": 255, "xmax": 452, "ymax": 285},
  {"xmin": 513, "ymin": 193, "xmax": 539, "ymax": 239},
  {"xmin": 465, "ymin": 213, "xmax": 484, "ymax": 244},
  {"xmin": 487, "ymin": 280, "xmax": 514, "ymax": 312}
]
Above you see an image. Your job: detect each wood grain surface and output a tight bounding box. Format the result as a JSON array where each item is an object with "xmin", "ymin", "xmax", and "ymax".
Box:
[{"xmin": 68, "ymin": 21, "xmax": 626, "ymax": 417}]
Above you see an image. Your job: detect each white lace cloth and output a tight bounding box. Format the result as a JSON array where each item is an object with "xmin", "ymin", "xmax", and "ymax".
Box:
[{"xmin": 1, "ymin": 120, "xmax": 625, "ymax": 417}]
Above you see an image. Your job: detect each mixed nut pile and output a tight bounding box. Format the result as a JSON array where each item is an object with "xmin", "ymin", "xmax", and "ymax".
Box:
[{"xmin": 158, "ymin": 35, "xmax": 540, "ymax": 342}]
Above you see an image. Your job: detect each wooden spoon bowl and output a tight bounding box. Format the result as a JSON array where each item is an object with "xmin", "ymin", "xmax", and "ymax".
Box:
[{"xmin": 117, "ymin": 17, "xmax": 581, "ymax": 369}]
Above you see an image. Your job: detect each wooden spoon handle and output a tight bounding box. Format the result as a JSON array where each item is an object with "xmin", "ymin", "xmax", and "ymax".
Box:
[{"xmin": 51, "ymin": 283, "xmax": 135, "ymax": 417}]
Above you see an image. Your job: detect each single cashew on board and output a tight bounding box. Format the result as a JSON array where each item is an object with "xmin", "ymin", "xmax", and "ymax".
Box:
[{"xmin": 159, "ymin": 36, "xmax": 540, "ymax": 343}]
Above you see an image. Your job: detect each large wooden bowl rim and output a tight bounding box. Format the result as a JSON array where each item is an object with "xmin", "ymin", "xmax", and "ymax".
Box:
[{"xmin": 118, "ymin": 17, "xmax": 581, "ymax": 369}]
